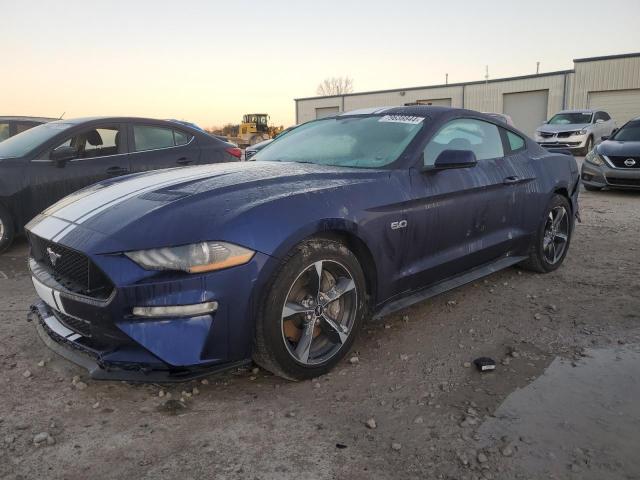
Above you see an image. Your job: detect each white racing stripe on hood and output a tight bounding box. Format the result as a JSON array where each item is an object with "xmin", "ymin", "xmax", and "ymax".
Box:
[{"xmin": 48, "ymin": 165, "xmax": 221, "ymax": 225}]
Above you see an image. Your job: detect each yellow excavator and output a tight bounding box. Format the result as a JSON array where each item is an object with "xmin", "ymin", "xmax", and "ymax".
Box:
[{"xmin": 235, "ymin": 113, "xmax": 282, "ymax": 148}]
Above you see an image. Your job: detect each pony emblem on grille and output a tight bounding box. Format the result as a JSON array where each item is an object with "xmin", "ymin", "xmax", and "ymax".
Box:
[{"xmin": 46, "ymin": 247, "xmax": 62, "ymax": 266}]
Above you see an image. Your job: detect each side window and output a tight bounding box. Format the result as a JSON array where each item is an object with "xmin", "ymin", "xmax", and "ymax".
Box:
[
  {"xmin": 51, "ymin": 125, "xmax": 122, "ymax": 160},
  {"xmin": 600, "ymin": 112, "xmax": 611, "ymax": 121},
  {"xmin": 423, "ymin": 118, "xmax": 504, "ymax": 166},
  {"xmin": 0, "ymin": 122, "xmax": 9, "ymax": 142},
  {"xmin": 174, "ymin": 129, "xmax": 190, "ymax": 146},
  {"xmin": 505, "ymin": 130, "xmax": 526, "ymax": 153},
  {"xmin": 132, "ymin": 125, "xmax": 192, "ymax": 151}
]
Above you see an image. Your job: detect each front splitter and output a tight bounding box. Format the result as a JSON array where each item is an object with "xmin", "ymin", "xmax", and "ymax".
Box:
[{"xmin": 32, "ymin": 308, "xmax": 251, "ymax": 383}]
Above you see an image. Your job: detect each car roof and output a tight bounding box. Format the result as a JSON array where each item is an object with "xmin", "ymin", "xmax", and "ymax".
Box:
[
  {"xmin": 0, "ymin": 116, "xmax": 57, "ymax": 122},
  {"xmin": 54, "ymin": 116, "xmax": 195, "ymax": 125}
]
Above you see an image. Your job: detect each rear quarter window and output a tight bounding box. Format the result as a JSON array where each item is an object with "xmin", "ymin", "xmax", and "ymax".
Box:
[
  {"xmin": 133, "ymin": 125, "xmax": 193, "ymax": 151},
  {"xmin": 505, "ymin": 130, "xmax": 526, "ymax": 153}
]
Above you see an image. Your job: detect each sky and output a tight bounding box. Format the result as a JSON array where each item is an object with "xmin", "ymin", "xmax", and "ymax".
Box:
[{"xmin": 2, "ymin": 0, "xmax": 639, "ymax": 129}]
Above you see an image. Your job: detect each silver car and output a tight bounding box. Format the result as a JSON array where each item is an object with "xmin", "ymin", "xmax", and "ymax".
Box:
[{"xmin": 534, "ymin": 109, "xmax": 617, "ymax": 155}]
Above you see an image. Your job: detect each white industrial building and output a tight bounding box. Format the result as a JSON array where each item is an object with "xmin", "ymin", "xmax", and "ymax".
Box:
[{"xmin": 294, "ymin": 52, "xmax": 640, "ymax": 136}]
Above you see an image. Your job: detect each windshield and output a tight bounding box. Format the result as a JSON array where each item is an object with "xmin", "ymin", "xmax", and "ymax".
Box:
[
  {"xmin": 0, "ymin": 122, "xmax": 72, "ymax": 159},
  {"xmin": 612, "ymin": 120, "xmax": 640, "ymax": 142},
  {"xmin": 548, "ymin": 112, "xmax": 593, "ymax": 125},
  {"xmin": 254, "ymin": 115, "xmax": 424, "ymax": 168}
]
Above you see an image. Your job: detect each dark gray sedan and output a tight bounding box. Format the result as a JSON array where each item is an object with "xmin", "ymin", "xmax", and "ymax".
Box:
[
  {"xmin": 0, "ymin": 116, "xmax": 241, "ymax": 252},
  {"xmin": 581, "ymin": 117, "xmax": 640, "ymax": 191}
]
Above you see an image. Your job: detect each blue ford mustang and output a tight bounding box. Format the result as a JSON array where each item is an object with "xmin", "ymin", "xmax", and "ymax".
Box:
[{"xmin": 26, "ymin": 106, "xmax": 580, "ymax": 381}]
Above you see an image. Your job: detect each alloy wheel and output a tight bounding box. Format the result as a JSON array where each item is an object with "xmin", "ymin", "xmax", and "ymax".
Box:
[
  {"xmin": 281, "ymin": 260, "xmax": 357, "ymax": 365},
  {"xmin": 543, "ymin": 206, "xmax": 569, "ymax": 264}
]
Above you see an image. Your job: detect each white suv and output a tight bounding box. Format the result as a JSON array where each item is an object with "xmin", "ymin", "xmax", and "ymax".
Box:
[{"xmin": 534, "ymin": 109, "xmax": 617, "ymax": 155}]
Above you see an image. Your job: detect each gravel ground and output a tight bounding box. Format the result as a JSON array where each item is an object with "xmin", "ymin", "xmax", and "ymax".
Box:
[{"xmin": 1, "ymin": 181, "xmax": 639, "ymax": 480}]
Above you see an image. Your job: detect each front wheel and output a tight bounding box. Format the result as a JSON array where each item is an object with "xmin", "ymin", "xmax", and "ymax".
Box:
[
  {"xmin": 579, "ymin": 136, "xmax": 593, "ymax": 156},
  {"xmin": 253, "ymin": 239, "xmax": 367, "ymax": 380},
  {"xmin": 0, "ymin": 205, "xmax": 15, "ymax": 254},
  {"xmin": 520, "ymin": 194, "xmax": 573, "ymax": 273}
]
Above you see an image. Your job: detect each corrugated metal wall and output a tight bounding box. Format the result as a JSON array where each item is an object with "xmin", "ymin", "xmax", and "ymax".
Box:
[
  {"xmin": 569, "ymin": 56, "xmax": 640, "ymax": 109},
  {"xmin": 463, "ymin": 75, "xmax": 566, "ymax": 116},
  {"xmin": 344, "ymin": 86, "xmax": 464, "ymax": 111},
  {"xmin": 295, "ymin": 54, "xmax": 640, "ymax": 125}
]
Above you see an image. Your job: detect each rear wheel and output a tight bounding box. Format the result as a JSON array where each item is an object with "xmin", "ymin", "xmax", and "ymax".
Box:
[
  {"xmin": 253, "ymin": 239, "xmax": 367, "ymax": 380},
  {"xmin": 520, "ymin": 194, "xmax": 572, "ymax": 273},
  {"xmin": 0, "ymin": 205, "xmax": 15, "ymax": 254}
]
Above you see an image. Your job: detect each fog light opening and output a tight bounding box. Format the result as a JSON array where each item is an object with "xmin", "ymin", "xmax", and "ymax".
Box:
[{"xmin": 132, "ymin": 302, "xmax": 218, "ymax": 318}]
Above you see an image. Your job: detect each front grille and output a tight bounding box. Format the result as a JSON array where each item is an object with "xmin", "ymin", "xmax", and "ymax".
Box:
[
  {"xmin": 606, "ymin": 156, "xmax": 640, "ymax": 169},
  {"xmin": 556, "ymin": 131, "xmax": 574, "ymax": 138},
  {"xmin": 606, "ymin": 177, "xmax": 640, "ymax": 187},
  {"xmin": 539, "ymin": 132, "xmax": 554, "ymax": 138},
  {"xmin": 54, "ymin": 311, "xmax": 92, "ymax": 337},
  {"xmin": 29, "ymin": 234, "xmax": 114, "ymax": 299}
]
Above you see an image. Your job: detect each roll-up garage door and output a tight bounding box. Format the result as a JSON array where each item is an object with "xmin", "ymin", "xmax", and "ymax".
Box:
[
  {"xmin": 588, "ymin": 89, "xmax": 640, "ymax": 125},
  {"xmin": 503, "ymin": 90, "xmax": 549, "ymax": 137},
  {"xmin": 316, "ymin": 106, "xmax": 340, "ymax": 119}
]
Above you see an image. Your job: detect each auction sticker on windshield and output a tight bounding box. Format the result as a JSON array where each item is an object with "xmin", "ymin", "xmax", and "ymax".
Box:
[{"xmin": 378, "ymin": 115, "xmax": 424, "ymax": 125}]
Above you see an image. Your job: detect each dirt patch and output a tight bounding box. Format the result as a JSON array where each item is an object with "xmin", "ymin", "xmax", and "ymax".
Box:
[{"xmin": 1, "ymin": 187, "xmax": 639, "ymax": 479}]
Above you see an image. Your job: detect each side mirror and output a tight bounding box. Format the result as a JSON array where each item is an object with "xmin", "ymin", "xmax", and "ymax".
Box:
[
  {"xmin": 601, "ymin": 135, "xmax": 610, "ymax": 141},
  {"xmin": 50, "ymin": 145, "xmax": 77, "ymax": 166},
  {"xmin": 425, "ymin": 149, "xmax": 477, "ymax": 171}
]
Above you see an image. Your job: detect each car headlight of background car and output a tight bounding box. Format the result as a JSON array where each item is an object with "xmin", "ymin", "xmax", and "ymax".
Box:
[
  {"xmin": 585, "ymin": 150, "xmax": 605, "ymax": 166},
  {"xmin": 126, "ymin": 242, "xmax": 255, "ymax": 273},
  {"xmin": 571, "ymin": 129, "xmax": 588, "ymax": 136}
]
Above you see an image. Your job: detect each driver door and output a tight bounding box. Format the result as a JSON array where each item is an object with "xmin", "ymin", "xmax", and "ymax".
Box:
[
  {"xmin": 27, "ymin": 123, "xmax": 130, "ymax": 219},
  {"xmin": 403, "ymin": 118, "xmax": 520, "ymax": 290}
]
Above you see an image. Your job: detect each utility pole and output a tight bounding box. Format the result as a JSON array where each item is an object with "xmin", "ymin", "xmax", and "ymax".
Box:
[
  {"xmin": 536, "ymin": 61, "xmax": 540, "ymax": 74},
  {"xmin": 445, "ymin": 73, "xmax": 448, "ymax": 85},
  {"xmin": 484, "ymin": 65, "xmax": 489, "ymax": 83}
]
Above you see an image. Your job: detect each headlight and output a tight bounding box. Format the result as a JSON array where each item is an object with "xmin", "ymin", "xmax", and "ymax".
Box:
[
  {"xmin": 572, "ymin": 129, "xmax": 587, "ymax": 136},
  {"xmin": 125, "ymin": 242, "xmax": 255, "ymax": 273},
  {"xmin": 585, "ymin": 150, "xmax": 604, "ymax": 166}
]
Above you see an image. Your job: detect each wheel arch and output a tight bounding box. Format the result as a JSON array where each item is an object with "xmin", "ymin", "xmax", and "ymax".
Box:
[
  {"xmin": 313, "ymin": 229, "xmax": 378, "ymax": 308},
  {"xmin": 265, "ymin": 219, "xmax": 379, "ymax": 308}
]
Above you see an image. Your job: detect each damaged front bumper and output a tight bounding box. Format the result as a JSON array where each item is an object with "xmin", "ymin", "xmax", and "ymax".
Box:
[{"xmin": 30, "ymin": 301, "xmax": 250, "ymax": 382}]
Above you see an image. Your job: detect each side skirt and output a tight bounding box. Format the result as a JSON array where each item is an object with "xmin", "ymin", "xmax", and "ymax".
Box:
[{"xmin": 372, "ymin": 255, "xmax": 527, "ymax": 320}]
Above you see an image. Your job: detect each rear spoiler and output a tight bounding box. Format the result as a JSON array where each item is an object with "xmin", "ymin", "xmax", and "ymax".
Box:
[{"xmin": 544, "ymin": 147, "xmax": 573, "ymax": 156}]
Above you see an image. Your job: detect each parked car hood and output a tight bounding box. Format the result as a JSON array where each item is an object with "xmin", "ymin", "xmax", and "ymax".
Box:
[
  {"xmin": 596, "ymin": 140, "xmax": 640, "ymax": 157},
  {"xmin": 27, "ymin": 161, "xmax": 388, "ymax": 254},
  {"xmin": 247, "ymin": 138, "xmax": 273, "ymax": 152},
  {"xmin": 537, "ymin": 123, "xmax": 588, "ymax": 133}
]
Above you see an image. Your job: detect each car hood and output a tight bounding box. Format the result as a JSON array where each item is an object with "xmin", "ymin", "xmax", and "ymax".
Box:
[
  {"xmin": 247, "ymin": 139, "xmax": 273, "ymax": 151},
  {"xmin": 596, "ymin": 140, "xmax": 640, "ymax": 157},
  {"xmin": 537, "ymin": 123, "xmax": 589, "ymax": 133},
  {"xmin": 26, "ymin": 161, "xmax": 387, "ymax": 254}
]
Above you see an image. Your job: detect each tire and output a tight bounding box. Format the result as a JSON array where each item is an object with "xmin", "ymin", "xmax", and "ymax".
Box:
[
  {"xmin": 520, "ymin": 194, "xmax": 573, "ymax": 273},
  {"xmin": 0, "ymin": 205, "xmax": 15, "ymax": 254},
  {"xmin": 579, "ymin": 136, "xmax": 593, "ymax": 156},
  {"xmin": 253, "ymin": 238, "xmax": 367, "ymax": 380},
  {"xmin": 584, "ymin": 184, "xmax": 601, "ymax": 192}
]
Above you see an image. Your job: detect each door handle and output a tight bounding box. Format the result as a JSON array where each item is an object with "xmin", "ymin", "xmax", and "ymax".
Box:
[
  {"xmin": 176, "ymin": 157, "xmax": 192, "ymax": 165},
  {"xmin": 503, "ymin": 175, "xmax": 521, "ymax": 185},
  {"xmin": 106, "ymin": 166, "xmax": 129, "ymax": 176}
]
